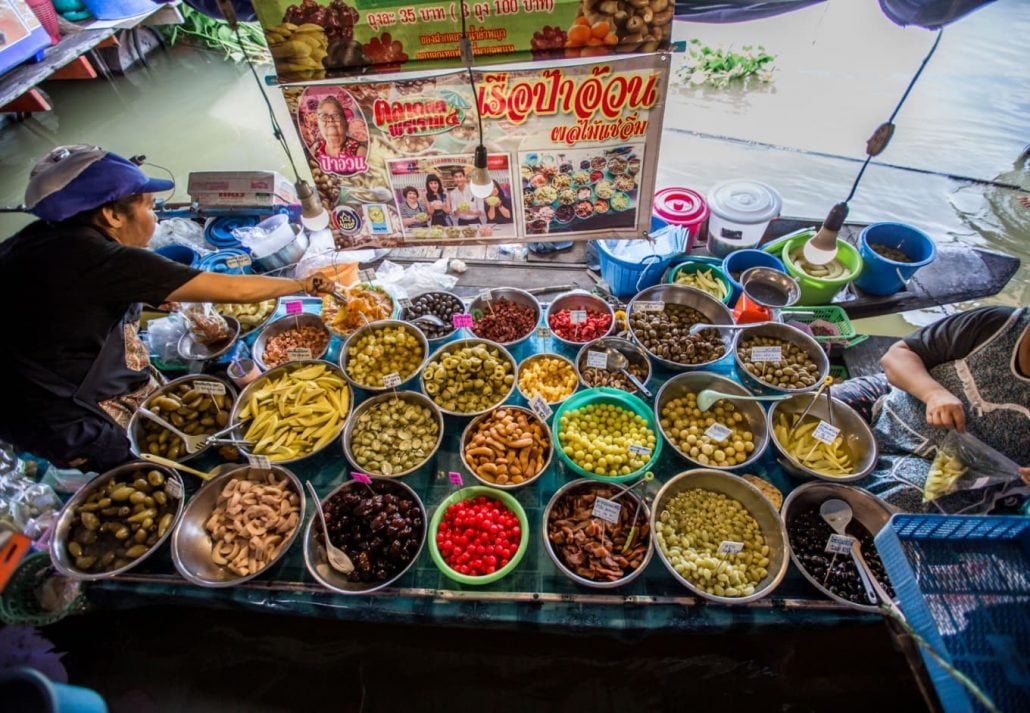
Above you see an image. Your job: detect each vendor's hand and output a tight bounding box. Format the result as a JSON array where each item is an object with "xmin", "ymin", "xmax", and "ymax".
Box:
[
  {"xmin": 301, "ymin": 275, "xmax": 331, "ymax": 296},
  {"xmin": 1020, "ymin": 467, "xmax": 1030, "ymax": 486},
  {"xmin": 925, "ymin": 389, "xmax": 966, "ymax": 433}
]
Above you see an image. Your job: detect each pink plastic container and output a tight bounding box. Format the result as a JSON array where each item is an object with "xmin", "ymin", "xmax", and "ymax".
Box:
[{"xmin": 652, "ymin": 187, "xmax": 709, "ymax": 251}]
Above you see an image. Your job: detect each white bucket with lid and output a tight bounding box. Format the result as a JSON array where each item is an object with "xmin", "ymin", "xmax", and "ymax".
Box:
[{"xmin": 705, "ymin": 180, "xmax": 782, "ymax": 258}]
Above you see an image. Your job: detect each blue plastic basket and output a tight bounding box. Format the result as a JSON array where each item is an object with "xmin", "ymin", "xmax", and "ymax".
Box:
[
  {"xmin": 875, "ymin": 515, "xmax": 1030, "ymax": 713},
  {"xmin": 595, "ymin": 226, "xmax": 685, "ymax": 298}
]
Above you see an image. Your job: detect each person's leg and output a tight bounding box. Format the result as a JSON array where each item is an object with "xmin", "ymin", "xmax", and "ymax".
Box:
[{"xmin": 833, "ymin": 374, "xmax": 891, "ymax": 424}]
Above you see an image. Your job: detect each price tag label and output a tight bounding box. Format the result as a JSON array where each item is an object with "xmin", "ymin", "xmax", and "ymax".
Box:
[
  {"xmin": 164, "ymin": 479, "xmax": 183, "ymax": 500},
  {"xmin": 704, "ymin": 423, "xmax": 733, "ymax": 443},
  {"xmin": 383, "ymin": 372, "xmax": 402, "ymax": 388},
  {"xmin": 628, "ymin": 444, "xmax": 652, "ymax": 456},
  {"xmin": 247, "ymin": 453, "xmax": 272, "ymax": 471},
  {"xmin": 351, "ymin": 471, "xmax": 372, "ymax": 484},
  {"xmin": 285, "ymin": 300, "xmax": 303, "ymax": 315},
  {"xmin": 286, "ymin": 347, "xmax": 312, "ymax": 361},
  {"xmin": 635, "ymin": 301, "xmax": 665, "ymax": 312},
  {"xmin": 591, "ymin": 496, "xmax": 622, "ymax": 524},
  {"xmin": 825, "ymin": 533, "xmax": 855, "ymax": 555},
  {"xmin": 452, "ymin": 313, "xmax": 473, "ymax": 329},
  {"xmin": 359, "ymin": 268, "xmax": 376, "ymax": 283},
  {"xmin": 750, "ymin": 346, "xmax": 782, "ymax": 362},
  {"xmin": 586, "ymin": 350, "xmax": 609, "ymax": 369},
  {"xmin": 529, "ymin": 394, "xmax": 553, "ymax": 421},
  {"xmin": 225, "ymin": 254, "xmax": 252, "ymax": 269},
  {"xmin": 448, "ymin": 471, "xmax": 464, "ymax": 486},
  {"xmin": 536, "ymin": 327, "xmax": 551, "ymax": 339},
  {"xmin": 569, "ymin": 310, "xmax": 588, "ymax": 324},
  {"xmin": 718, "ymin": 541, "xmax": 744, "ymax": 555},
  {"xmin": 478, "ymin": 289, "xmax": 493, "ymax": 303},
  {"xmin": 399, "ymin": 297, "xmax": 413, "ymax": 310},
  {"xmin": 194, "ymin": 380, "xmax": 226, "ymax": 396},
  {"xmin": 812, "ymin": 421, "xmax": 842, "ymax": 445}
]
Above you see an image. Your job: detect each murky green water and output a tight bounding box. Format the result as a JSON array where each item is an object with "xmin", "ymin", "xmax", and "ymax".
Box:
[{"xmin": 1, "ymin": 0, "xmax": 1026, "ymax": 337}]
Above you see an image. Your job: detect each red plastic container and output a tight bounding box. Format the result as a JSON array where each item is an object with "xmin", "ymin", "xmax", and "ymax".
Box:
[
  {"xmin": 26, "ymin": 0, "xmax": 60, "ymax": 44},
  {"xmin": 651, "ymin": 187, "xmax": 709, "ymax": 251}
]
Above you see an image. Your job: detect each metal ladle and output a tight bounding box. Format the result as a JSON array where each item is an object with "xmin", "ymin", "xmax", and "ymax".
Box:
[
  {"xmin": 819, "ymin": 499, "xmax": 878, "ymax": 604},
  {"xmin": 689, "ymin": 322, "xmax": 771, "ymax": 336},
  {"xmin": 696, "ymin": 389, "xmax": 790, "ymax": 413},
  {"xmin": 409, "ymin": 314, "xmax": 446, "ymax": 328},
  {"xmin": 139, "ymin": 454, "xmax": 240, "ymax": 482},
  {"xmin": 305, "ymin": 481, "xmax": 355, "ymax": 576},
  {"xmin": 604, "ymin": 348, "xmax": 653, "ymax": 399}
]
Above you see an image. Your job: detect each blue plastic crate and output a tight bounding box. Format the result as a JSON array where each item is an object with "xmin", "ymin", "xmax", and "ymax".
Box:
[{"xmin": 875, "ymin": 515, "xmax": 1030, "ymax": 713}]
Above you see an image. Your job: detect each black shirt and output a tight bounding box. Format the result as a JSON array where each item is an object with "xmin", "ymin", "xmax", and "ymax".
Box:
[{"xmin": 903, "ymin": 306, "xmax": 1016, "ymax": 371}]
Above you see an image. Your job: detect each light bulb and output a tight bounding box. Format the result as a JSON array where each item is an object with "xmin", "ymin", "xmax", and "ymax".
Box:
[
  {"xmin": 296, "ymin": 179, "xmax": 330, "ymax": 231},
  {"xmin": 802, "ymin": 202, "xmax": 849, "ymax": 266},
  {"xmin": 469, "ymin": 144, "xmax": 492, "ymax": 199}
]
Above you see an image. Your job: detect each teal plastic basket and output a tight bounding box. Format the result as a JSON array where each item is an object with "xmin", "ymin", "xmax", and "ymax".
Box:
[{"xmin": 666, "ymin": 261, "xmax": 733, "ymax": 305}]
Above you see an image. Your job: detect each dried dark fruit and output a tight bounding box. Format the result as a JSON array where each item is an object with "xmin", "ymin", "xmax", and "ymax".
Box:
[{"xmin": 531, "ymin": 25, "xmax": 567, "ymax": 59}]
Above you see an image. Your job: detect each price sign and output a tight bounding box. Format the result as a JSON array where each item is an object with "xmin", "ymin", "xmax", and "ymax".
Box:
[
  {"xmin": 591, "ymin": 496, "xmax": 622, "ymax": 524},
  {"xmin": 286, "ymin": 348, "xmax": 312, "ymax": 361},
  {"xmin": 718, "ymin": 541, "xmax": 744, "ymax": 555},
  {"xmin": 569, "ymin": 310, "xmax": 588, "ymax": 324},
  {"xmin": 351, "ymin": 471, "xmax": 372, "ymax": 484},
  {"xmin": 704, "ymin": 423, "xmax": 733, "ymax": 443},
  {"xmin": 399, "ymin": 297, "xmax": 413, "ymax": 310},
  {"xmin": 750, "ymin": 346, "xmax": 782, "ymax": 362},
  {"xmin": 164, "ymin": 479, "xmax": 183, "ymax": 500},
  {"xmin": 247, "ymin": 453, "xmax": 272, "ymax": 471},
  {"xmin": 448, "ymin": 471, "xmax": 464, "ymax": 486},
  {"xmin": 825, "ymin": 533, "xmax": 855, "ymax": 555},
  {"xmin": 635, "ymin": 301, "xmax": 665, "ymax": 312},
  {"xmin": 529, "ymin": 394, "xmax": 553, "ymax": 421},
  {"xmin": 225, "ymin": 254, "xmax": 252, "ymax": 269},
  {"xmin": 359, "ymin": 268, "xmax": 376, "ymax": 283},
  {"xmin": 628, "ymin": 444, "xmax": 652, "ymax": 456},
  {"xmin": 194, "ymin": 380, "xmax": 226, "ymax": 396},
  {"xmin": 812, "ymin": 421, "xmax": 842, "ymax": 445},
  {"xmin": 536, "ymin": 327, "xmax": 551, "ymax": 339},
  {"xmin": 285, "ymin": 300, "xmax": 303, "ymax": 315},
  {"xmin": 586, "ymin": 350, "xmax": 609, "ymax": 369},
  {"xmin": 478, "ymin": 289, "xmax": 493, "ymax": 303},
  {"xmin": 383, "ymin": 372, "xmax": 402, "ymax": 388},
  {"xmin": 452, "ymin": 313, "xmax": 473, "ymax": 329}
]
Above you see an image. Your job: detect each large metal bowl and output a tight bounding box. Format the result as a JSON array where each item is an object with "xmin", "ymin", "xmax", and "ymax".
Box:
[
  {"xmin": 127, "ymin": 374, "xmax": 238, "ymax": 463},
  {"xmin": 767, "ymin": 394, "xmax": 878, "ymax": 483},
  {"xmin": 574, "ymin": 337, "xmax": 653, "ymax": 395},
  {"xmin": 467, "ymin": 287, "xmax": 541, "ymax": 349},
  {"xmin": 343, "ymin": 391, "xmax": 444, "ymax": 478},
  {"xmin": 515, "ymin": 352, "xmax": 579, "ymax": 408},
  {"xmin": 542, "ymin": 478, "xmax": 653, "ymax": 589},
  {"xmin": 544, "ymin": 290, "xmax": 615, "ymax": 349},
  {"xmin": 230, "ymin": 360, "xmax": 352, "ymax": 465},
  {"xmin": 252, "ymin": 313, "xmax": 331, "ymax": 371},
  {"xmin": 781, "ymin": 482, "xmax": 895, "ymax": 612},
  {"xmin": 50, "ymin": 461, "xmax": 185, "ymax": 581},
  {"xmin": 419, "ymin": 338, "xmax": 518, "ymax": 417},
  {"xmin": 732, "ymin": 322, "xmax": 829, "ymax": 395},
  {"xmin": 302, "ymin": 478, "xmax": 427, "ymax": 595},
  {"xmin": 178, "ymin": 315, "xmax": 241, "ymax": 362},
  {"xmin": 627, "ymin": 284, "xmax": 735, "ymax": 372},
  {"xmin": 654, "ymin": 373, "xmax": 769, "ymax": 471},
  {"xmin": 650, "ymin": 469, "xmax": 789, "ymax": 604},
  {"xmin": 461, "ymin": 406, "xmax": 553, "ymax": 490},
  {"xmin": 171, "ymin": 464, "xmax": 305, "ymax": 588},
  {"xmin": 400, "ymin": 290, "xmax": 464, "ymax": 344},
  {"xmin": 339, "ymin": 319, "xmax": 430, "ymax": 393}
]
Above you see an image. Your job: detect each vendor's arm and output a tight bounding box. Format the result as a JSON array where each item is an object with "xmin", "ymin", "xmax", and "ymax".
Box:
[
  {"xmin": 881, "ymin": 341, "xmax": 967, "ymax": 432},
  {"xmin": 167, "ymin": 272, "xmax": 318, "ymax": 303}
]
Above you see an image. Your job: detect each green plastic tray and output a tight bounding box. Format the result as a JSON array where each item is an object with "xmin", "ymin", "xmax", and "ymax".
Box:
[{"xmin": 781, "ymin": 305, "xmax": 856, "ymax": 340}]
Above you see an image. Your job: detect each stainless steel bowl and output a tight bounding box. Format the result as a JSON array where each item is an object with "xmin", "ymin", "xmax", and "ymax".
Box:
[
  {"xmin": 419, "ymin": 338, "xmax": 518, "ymax": 417},
  {"xmin": 342, "ymin": 391, "xmax": 444, "ymax": 478},
  {"xmin": 50, "ymin": 461, "xmax": 185, "ymax": 581},
  {"xmin": 515, "ymin": 353, "xmax": 578, "ymax": 408},
  {"xmin": 400, "ymin": 290, "xmax": 463, "ymax": 344},
  {"xmin": 740, "ymin": 267, "xmax": 800, "ymax": 309},
  {"xmin": 230, "ymin": 360, "xmax": 352, "ymax": 465},
  {"xmin": 461, "ymin": 406, "xmax": 553, "ymax": 490},
  {"xmin": 544, "ymin": 290, "xmax": 615, "ymax": 349},
  {"xmin": 627, "ymin": 284, "xmax": 735, "ymax": 372},
  {"xmin": 339, "ymin": 319, "xmax": 430, "ymax": 392},
  {"xmin": 216, "ymin": 297, "xmax": 282, "ymax": 337},
  {"xmin": 467, "ymin": 287, "xmax": 541, "ymax": 348},
  {"xmin": 254, "ymin": 224, "xmax": 309, "ymax": 272},
  {"xmin": 127, "ymin": 374, "xmax": 238, "ymax": 463},
  {"xmin": 302, "ymin": 478, "xmax": 426, "ymax": 595},
  {"xmin": 542, "ymin": 478, "xmax": 653, "ymax": 589},
  {"xmin": 781, "ymin": 482, "xmax": 895, "ymax": 612},
  {"xmin": 654, "ymin": 373, "xmax": 769, "ymax": 471},
  {"xmin": 574, "ymin": 337, "xmax": 653, "ymax": 395},
  {"xmin": 767, "ymin": 394, "xmax": 878, "ymax": 483},
  {"xmin": 171, "ymin": 464, "xmax": 305, "ymax": 588},
  {"xmin": 252, "ymin": 313, "xmax": 331, "ymax": 371},
  {"xmin": 650, "ymin": 469, "xmax": 789, "ymax": 604},
  {"xmin": 178, "ymin": 315, "xmax": 241, "ymax": 362},
  {"xmin": 732, "ymin": 321, "xmax": 829, "ymax": 395}
]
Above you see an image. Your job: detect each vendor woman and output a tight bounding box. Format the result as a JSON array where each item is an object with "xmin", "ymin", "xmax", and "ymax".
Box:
[{"xmin": 0, "ymin": 146, "xmax": 325, "ymax": 472}]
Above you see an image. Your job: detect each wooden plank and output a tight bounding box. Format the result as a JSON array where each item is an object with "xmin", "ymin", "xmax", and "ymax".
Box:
[
  {"xmin": 0, "ymin": 28, "xmax": 115, "ymax": 108},
  {"xmin": 842, "ymin": 336, "xmax": 896, "ymax": 378},
  {"xmin": 448, "ymin": 263, "xmax": 594, "ymax": 298},
  {"xmin": 0, "ymin": 88, "xmax": 51, "ymax": 113}
]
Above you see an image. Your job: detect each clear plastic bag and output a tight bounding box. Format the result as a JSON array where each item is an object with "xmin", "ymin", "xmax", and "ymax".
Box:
[
  {"xmin": 372, "ymin": 259, "xmax": 458, "ymax": 299},
  {"xmin": 923, "ymin": 430, "xmax": 1022, "ymax": 504},
  {"xmin": 180, "ymin": 303, "xmax": 231, "ymax": 345},
  {"xmin": 145, "ymin": 313, "xmax": 188, "ymax": 365}
]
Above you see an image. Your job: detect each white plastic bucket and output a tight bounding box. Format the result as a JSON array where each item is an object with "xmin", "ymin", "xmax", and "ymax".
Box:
[{"xmin": 705, "ymin": 180, "xmax": 782, "ymax": 258}]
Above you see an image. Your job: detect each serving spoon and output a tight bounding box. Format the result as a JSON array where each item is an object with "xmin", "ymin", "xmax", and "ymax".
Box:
[
  {"xmin": 696, "ymin": 389, "xmax": 789, "ymax": 413},
  {"xmin": 604, "ymin": 348, "xmax": 653, "ymax": 400},
  {"xmin": 819, "ymin": 499, "xmax": 878, "ymax": 604},
  {"xmin": 305, "ymin": 481, "xmax": 355, "ymax": 576},
  {"xmin": 688, "ymin": 322, "xmax": 770, "ymax": 336},
  {"xmin": 139, "ymin": 454, "xmax": 240, "ymax": 482}
]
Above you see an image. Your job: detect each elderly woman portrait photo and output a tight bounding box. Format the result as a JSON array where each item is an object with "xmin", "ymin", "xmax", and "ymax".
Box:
[{"xmin": 312, "ymin": 95, "xmax": 367, "ymax": 160}]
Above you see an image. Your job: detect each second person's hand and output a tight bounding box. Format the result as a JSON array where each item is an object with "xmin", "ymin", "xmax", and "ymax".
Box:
[{"xmin": 925, "ymin": 389, "xmax": 966, "ymax": 433}]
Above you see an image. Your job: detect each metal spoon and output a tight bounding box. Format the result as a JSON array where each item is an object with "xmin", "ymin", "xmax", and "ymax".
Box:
[
  {"xmin": 305, "ymin": 481, "xmax": 354, "ymax": 576},
  {"xmin": 696, "ymin": 389, "xmax": 790, "ymax": 413},
  {"xmin": 409, "ymin": 314, "xmax": 446, "ymax": 328},
  {"xmin": 788, "ymin": 376, "xmax": 836, "ymax": 437},
  {"xmin": 139, "ymin": 454, "xmax": 240, "ymax": 481},
  {"xmin": 819, "ymin": 499, "xmax": 878, "ymax": 604},
  {"xmin": 136, "ymin": 407, "xmax": 208, "ymax": 454},
  {"xmin": 311, "ymin": 276, "xmax": 348, "ymax": 305},
  {"xmin": 604, "ymin": 348, "xmax": 653, "ymax": 399},
  {"xmin": 689, "ymin": 322, "xmax": 771, "ymax": 336}
]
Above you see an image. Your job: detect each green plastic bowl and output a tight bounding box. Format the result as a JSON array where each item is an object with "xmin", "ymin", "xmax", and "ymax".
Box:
[
  {"xmin": 667, "ymin": 261, "xmax": 733, "ymax": 305},
  {"xmin": 780, "ymin": 232, "xmax": 863, "ymax": 305},
  {"xmin": 428, "ymin": 486, "xmax": 529, "ymax": 585},
  {"xmin": 552, "ymin": 387, "xmax": 663, "ymax": 483}
]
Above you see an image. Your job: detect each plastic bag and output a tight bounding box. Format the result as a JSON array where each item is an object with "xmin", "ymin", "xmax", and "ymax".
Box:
[
  {"xmin": 180, "ymin": 303, "xmax": 231, "ymax": 345},
  {"xmin": 923, "ymin": 430, "xmax": 1022, "ymax": 503},
  {"xmin": 144, "ymin": 313, "xmax": 188, "ymax": 365},
  {"xmin": 0, "ymin": 447, "xmax": 61, "ymax": 539},
  {"xmin": 150, "ymin": 218, "xmax": 210, "ymax": 255},
  {"xmin": 372, "ymin": 259, "xmax": 458, "ymax": 300}
]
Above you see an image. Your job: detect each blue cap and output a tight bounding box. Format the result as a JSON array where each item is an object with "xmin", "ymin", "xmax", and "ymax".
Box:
[{"xmin": 25, "ymin": 145, "xmax": 174, "ymax": 222}]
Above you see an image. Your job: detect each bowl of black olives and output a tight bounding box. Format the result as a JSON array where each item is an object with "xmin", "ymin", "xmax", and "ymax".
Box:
[{"xmin": 402, "ymin": 291, "xmax": 465, "ymax": 343}]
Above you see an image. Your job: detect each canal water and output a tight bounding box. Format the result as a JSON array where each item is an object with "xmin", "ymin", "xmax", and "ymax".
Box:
[{"xmin": 0, "ymin": 0, "xmax": 1026, "ymax": 336}]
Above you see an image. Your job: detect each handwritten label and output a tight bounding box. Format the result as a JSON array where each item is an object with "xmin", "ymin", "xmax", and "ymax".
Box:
[
  {"xmin": 586, "ymin": 350, "xmax": 609, "ymax": 369},
  {"xmin": 704, "ymin": 423, "xmax": 734, "ymax": 443},
  {"xmin": 286, "ymin": 347, "xmax": 312, "ymax": 361},
  {"xmin": 359, "ymin": 268, "xmax": 376, "ymax": 283},
  {"xmin": 383, "ymin": 372, "xmax": 402, "ymax": 388},
  {"xmin": 247, "ymin": 453, "xmax": 272, "ymax": 471},
  {"xmin": 351, "ymin": 471, "xmax": 372, "ymax": 484},
  {"xmin": 825, "ymin": 533, "xmax": 855, "ymax": 555},
  {"xmin": 164, "ymin": 478, "xmax": 183, "ymax": 500},
  {"xmin": 591, "ymin": 496, "xmax": 622, "ymax": 524},
  {"xmin": 452, "ymin": 313, "xmax": 473, "ymax": 329},
  {"xmin": 569, "ymin": 310, "xmax": 587, "ymax": 324},
  {"xmin": 478, "ymin": 289, "xmax": 493, "ymax": 303},
  {"xmin": 750, "ymin": 346, "xmax": 782, "ymax": 362},
  {"xmin": 718, "ymin": 541, "xmax": 745, "ymax": 555},
  {"xmin": 194, "ymin": 380, "xmax": 226, "ymax": 396},
  {"xmin": 536, "ymin": 327, "xmax": 551, "ymax": 339},
  {"xmin": 812, "ymin": 421, "xmax": 842, "ymax": 445},
  {"xmin": 285, "ymin": 300, "xmax": 303, "ymax": 315},
  {"xmin": 529, "ymin": 394, "xmax": 553, "ymax": 420},
  {"xmin": 448, "ymin": 471, "xmax": 464, "ymax": 486},
  {"xmin": 635, "ymin": 300, "xmax": 665, "ymax": 312},
  {"xmin": 225, "ymin": 254, "xmax": 252, "ymax": 269},
  {"xmin": 628, "ymin": 444, "xmax": 652, "ymax": 456}
]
